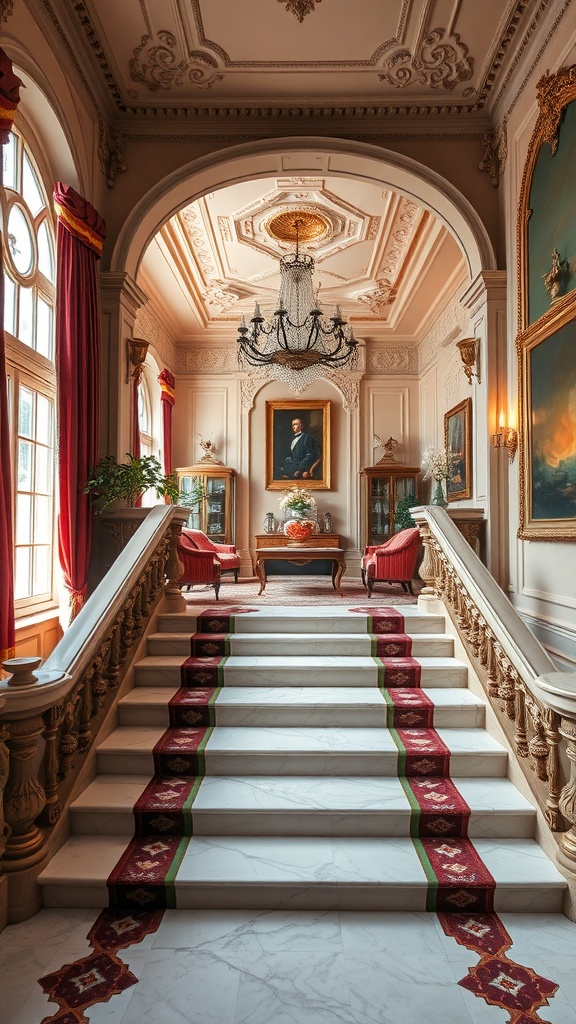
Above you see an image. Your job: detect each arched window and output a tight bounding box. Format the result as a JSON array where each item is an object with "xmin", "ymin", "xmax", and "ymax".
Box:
[
  {"xmin": 3, "ymin": 128, "xmax": 57, "ymax": 612},
  {"xmin": 138, "ymin": 375, "xmax": 153, "ymax": 458}
]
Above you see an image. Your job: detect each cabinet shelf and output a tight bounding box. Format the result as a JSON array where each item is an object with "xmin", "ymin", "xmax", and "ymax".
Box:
[
  {"xmin": 361, "ymin": 463, "xmax": 420, "ymax": 547},
  {"xmin": 176, "ymin": 464, "xmax": 236, "ymax": 544}
]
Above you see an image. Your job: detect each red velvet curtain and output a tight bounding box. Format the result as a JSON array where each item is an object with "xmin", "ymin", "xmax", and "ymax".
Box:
[
  {"xmin": 158, "ymin": 369, "xmax": 175, "ymax": 477},
  {"xmin": 0, "ymin": 49, "xmax": 22, "ymax": 661},
  {"xmin": 53, "ymin": 183, "xmax": 106, "ymax": 622}
]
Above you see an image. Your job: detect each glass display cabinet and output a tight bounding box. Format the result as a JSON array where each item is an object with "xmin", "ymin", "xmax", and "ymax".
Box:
[
  {"xmin": 361, "ymin": 463, "xmax": 420, "ymax": 547},
  {"xmin": 176, "ymin": 464, "xmax": 236, "ymax": 544}
]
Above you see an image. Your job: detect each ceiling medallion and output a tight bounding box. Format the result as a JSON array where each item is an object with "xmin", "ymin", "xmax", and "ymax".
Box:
[
  {"xmin": 278, "ymin": 0, "xmax": 322, "ymax": 23},
  {"xmin": 266, "ymin": 209, "xmax": 330, "ymax": 244}
]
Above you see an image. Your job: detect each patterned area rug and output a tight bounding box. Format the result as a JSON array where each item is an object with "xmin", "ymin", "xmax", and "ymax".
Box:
[{"xmin": 184, "ymin": 576, "xmax": 422, "ymax": 606}]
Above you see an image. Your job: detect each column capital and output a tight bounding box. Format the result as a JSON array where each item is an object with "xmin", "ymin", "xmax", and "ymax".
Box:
[
  {"xmin": 99, "ymin": 271, "xmax": 148, "ymax": 315},
  {"xmin": 460, "ymin": 270, "xmax": 507, "ymax": 315}
]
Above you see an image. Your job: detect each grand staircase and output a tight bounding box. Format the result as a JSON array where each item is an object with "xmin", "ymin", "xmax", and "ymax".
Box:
[{"xmin": 39, "ymin": 603, "xmax": 567, "ymax": 912}]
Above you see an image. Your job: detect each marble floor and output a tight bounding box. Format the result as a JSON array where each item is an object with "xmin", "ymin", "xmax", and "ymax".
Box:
[{"xmin": 2, "ymin": 906, "xmax": 576, "ymax": 1024}]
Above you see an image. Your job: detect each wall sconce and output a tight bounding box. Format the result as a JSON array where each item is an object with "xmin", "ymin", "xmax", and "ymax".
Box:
[
  {"xmin": 492, "ymin": 412, "xmax": 518, "ymax": 463},
  {"xmin": 456, "ymin": 337, "xmax": 480, "ymax": 385},
  {"xmin": 126, "ymin": 338, "xmax": 149, "ymax": 385}
]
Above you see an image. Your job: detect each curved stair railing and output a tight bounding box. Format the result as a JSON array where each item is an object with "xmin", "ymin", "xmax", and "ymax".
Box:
[
  {"xmin": 0, "ymin": 504, "xmax": 188, "ymax": 922},
  {"xmin": 413, "ymin": 505, "xmax": 576, "ymax": 872}
]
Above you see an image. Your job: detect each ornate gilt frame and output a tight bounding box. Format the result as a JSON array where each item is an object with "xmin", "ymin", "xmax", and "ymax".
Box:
[
  {"xmin": 266, "ymin": 399, "xmax": 331, "ymax": 491},
  {"xmin": 517, "ymin": 65, "xmax": 576, "ymax": 540},
  {"xmin": 444, "ymin": 397, "xmax": 472, "ymax": 502}
]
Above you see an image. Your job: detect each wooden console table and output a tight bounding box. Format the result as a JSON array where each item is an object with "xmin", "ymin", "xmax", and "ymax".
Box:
[
  {"xmin": 254, "ymin": 547, "xmax": 347, "ymax": 597},
  {"xmin": 254, "ymin": 532, "xmax": 341, "ymax": 549}
]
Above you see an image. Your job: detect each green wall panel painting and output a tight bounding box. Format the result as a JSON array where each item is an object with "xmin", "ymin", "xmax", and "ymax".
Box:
[
  {"xmin": 529, "ymin": 320, "xmax": 576, "ymax": 520},
  {"xmin": 528, "ymin": 98, "xmax": 576, "ymax": 325}
]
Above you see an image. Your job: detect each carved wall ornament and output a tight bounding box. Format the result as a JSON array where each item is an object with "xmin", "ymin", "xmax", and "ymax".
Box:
[
  {"xmin": 278, "ymin": 0, "xmax": 322, "ymax": 21},
  {"xmin": 0, "ymin": 0, "xmax": 13, "ymax": 23},
  {"xmin": 133, "ymin": 303, "xmax": 177, "ymax": 370},
  {"xmin": 358, "ymin": 278, "xmax": 398, "ymax": 314},
  {"xmin": 240, "ymin": 368, "xmax": 271, "ymax": 412},
  {"xmin": 97, "ymin": 113, "xmax": 126, "ymax": 189},
  {"xmin": 379, "ymin": 28, "xmax": 474, "ymax": 91},
  {"xmin": 130, "ymin": 32, "xmax": 223, "ymax": 91},
  {"xmin": 479, "ymin": 115, "xmax": 508, "ymax": 187},
  {"xmin": 542, "ymin": 247, "xmax": 568, "ymax": 303},
  {"xmin": 419, "ymin": 298, "xmax": 471, "ymax": 373},
  {"xmin": 535, "ymin": 64, "xmax": 576, "ymax": 155},
  {"xmin": 366, "ymin": 345, "xmax": 418, "ymax": 375}
]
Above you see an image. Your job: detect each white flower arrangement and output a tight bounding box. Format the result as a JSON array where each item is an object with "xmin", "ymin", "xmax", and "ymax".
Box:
[
  {"xmin": 421, "ymin": 446, "xmax": 458, "ymax": 482},
  {"xmin": 278, "ymin": 486, "xmax": 317, "ymax": 517}
]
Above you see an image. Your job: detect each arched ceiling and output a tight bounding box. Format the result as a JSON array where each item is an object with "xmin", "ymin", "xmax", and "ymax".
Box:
[{"xmin": 138, "ymin": 175, "xmax": 466, "ymax": 345}]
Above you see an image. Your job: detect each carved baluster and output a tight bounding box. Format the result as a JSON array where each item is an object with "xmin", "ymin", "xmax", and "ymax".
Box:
[
  {"xmin": 78, "ymin": 668, "xmax": 93, "ymax": 752},
  {"xmin": 0, "ymin": 723, "xmax": 11, "ymax": 864},
  {"xmin": 417, "ymin": 524, "xmax": 437, "ymax": 595},
  {"xmin": 132, "ymin": 582, "xmax": 144, "ymax": 635},
  {"xmin": 527, "ymin": 707, "xmax": 549, "ymax": 782},
  {"xmin": 38, "ymin": 702, "xmax": 66, "ymax": 826},
  {"xmin": 164, "ymin": 518, "xmax": 186, "ymax": 611},
  {"xmin": 107, "ymin": 623, "xmax": 121, "ymax": 691},
  {"xmin": 542, "ymin": 707, "xmax": 563, "ymax": 830},
  {"xmin": 141, "ymin": 565, "xmax": 153, "ymax": 617},
  {"xmin": 90, "ymin": 652, "xmax": 109, "ymax": 716},
  {"xmin": 558, "ymin": 717, "xmax": 576, "ymax": 865},
  {"xmin": 3, "ymin": 715, "xmax": 47, "ymax": 869},
  {"xmin": 58, "ymin": 689, "xmax": 81, "ymax": 779},
  {"xmin": 118, "ymin": 607, "xmax": 131, "ymax": 663},
  {"xmin": 514, "ymin": 685, "xmax": 529, "ymax": 758},
  {"xmin": 487, "ymin": 640, "xmax": 501, "ymax": 698}
]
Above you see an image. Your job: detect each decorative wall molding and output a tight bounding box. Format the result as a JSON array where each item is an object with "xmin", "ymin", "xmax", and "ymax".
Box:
[
  {"xmin": 479, "ymin": 115, "xmax": 508, "ymax": 188},
  {"xmin": 240, "ymin": 368, "xmax": 271, "ymax": 412},
  {"xmin": 379, "ymin": 28, "xmax": 474, "ymax": 92},
  {"xmin": 0, "ymin": 0, "xmax": 14, "ymax": 23},
  {"xmin": 133, "ymin": 303, "xmax": 177, "ymax": 369},
  {"xmin": 366, "ymin": 345, "xmax": 418, "ymax": 375},
  {"xmin": 174, "ymin": 345, "xmax": 238, "ymax": 375},
  {"xmin": 358, "ymin": 278, "xmax": 397, "ymax": 314},
  {"xmin": 419, "ymin": 299, "xmax": 470, "ymax": 373},
  {"xmin": 97, "ymin": 113, "xmax": 126, "ymax": 188},
  {"xmin": 278, "ymin": 0, "xmax": 322, "ymax": 21}
]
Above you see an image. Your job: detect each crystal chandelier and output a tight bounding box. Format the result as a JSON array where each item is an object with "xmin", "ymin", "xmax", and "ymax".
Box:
[{"xmin": 236, "ymin": 217, "xmax": 359, "ymax": 373}]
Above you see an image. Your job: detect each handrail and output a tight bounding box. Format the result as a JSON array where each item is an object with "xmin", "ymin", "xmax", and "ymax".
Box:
[
  {"xmin": 412, "ymin": 505, "xmax": 576, "ymax": 867},
  {"xmin": 0, "ymin": 504, "xmax": 188, "ymax": 923}
]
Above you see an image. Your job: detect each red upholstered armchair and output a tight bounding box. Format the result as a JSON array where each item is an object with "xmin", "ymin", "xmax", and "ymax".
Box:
[
  {"xmin": 361, "ymin": 527, "xmax": 421, "ymax": 598},
  {"xmin": 177, "ymin": 530, "xmax": 222, "ymax": 600},
  {"xmin": 182, "ymin": 528, "xmax": 241, "ymax": 582}
]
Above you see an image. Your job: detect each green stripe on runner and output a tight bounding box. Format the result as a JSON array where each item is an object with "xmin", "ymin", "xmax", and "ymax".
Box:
[
  {"xmin": 164, "ymin": 836, "xmax": 192, "ymax": 909},
  {"xmin": 194, "ymin": 724, "xmax": 214, "ymax": 777},
  {"xmin": 398, "ymin": 776, "xmax": 422, "ymax": 838},
  {"xmin": 218, "ymin": 655, "xmax": 228, "ymax": 686},
  {"xmin": 388, "ymin": 726, "xmax": 407, "ymax": 778},
  {"xmin": 373, "ymin": 654, "xmax": 386, "ymax": 690},
  {"xmin": 182, "ymin": 774, "xmax": 204, "ymax": 834},
  {"xmin": 412, "ymin": 837, "xmax": 439, "ymax": 911}
]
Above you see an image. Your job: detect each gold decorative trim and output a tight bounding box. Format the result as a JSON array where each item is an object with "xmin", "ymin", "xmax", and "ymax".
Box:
[
  {"xmin": 278, "ymin": 0, "xmax": 321, "ymax": 21},
  {"xmin": 266, "ymin": 209, "xmax": 330, "ymax": 243},
  {"xmin": 479, "ymin": 115, "xmax": 508, "ymax": 187}
]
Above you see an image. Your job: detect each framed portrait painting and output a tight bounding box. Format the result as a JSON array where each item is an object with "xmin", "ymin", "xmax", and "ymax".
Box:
[
  {"xmin": 444, "ymin": 398, "xmax": 472, "ymax": 502},
  {"xmin": 266, "ymin": 400, "xmax": 331, "ymax": 490}
]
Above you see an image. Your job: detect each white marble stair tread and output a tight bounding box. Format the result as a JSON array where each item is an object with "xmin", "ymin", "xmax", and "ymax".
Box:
[
  {"xmin": 147, "ymin": 632, "xmax": 454, "ymax": 657},
  {"xmin": 118, "ymin": 685, "xmax": 485, "ymax": 729},
  {"xmin": 68, "ymin": 774, "xmax": 536, "ymax": 839},
  {"xmin": 157, "ymin": 607, "xmax": 447, "ymax": 635},
  {"xmin": 133, "ymin": 654, "xmax": 468, "ymax": 688},
  {"xmin": 39, "ymin": 835, "xmax": 565, "ymax": 911},
  {"xmin": 172, "ymin": 836, "xmax": 566, "ymax": 912},
  {"xmin": 95, "ymin": 724, "xmax": 507, "ymax": 776}
]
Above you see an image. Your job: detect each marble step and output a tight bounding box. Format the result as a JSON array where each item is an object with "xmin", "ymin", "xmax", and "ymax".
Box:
[
  {"xmin": 133, "ymin": 655, "xmax": 468, "ymax": 689},
  {"xmin": 118, "ymin": 685, "xmax": 485, "ymax": 729},
  {"xmin": 95, "ymin": 726, "xmax": 508, "ymax": 777},
  {"xmin": 38, "ymin": 834, "xmax": 567, "ymax": 912},
  {"xmin": 157, "ymin": 607, "xmax": 447, "ymax": 636},
  {"xmin": 70, "ymin": 774, "xmax": 536, "ymax": 839},
  {"xmin": 147, "ymin": 632, "xmax": 455, "ymax": 658}
]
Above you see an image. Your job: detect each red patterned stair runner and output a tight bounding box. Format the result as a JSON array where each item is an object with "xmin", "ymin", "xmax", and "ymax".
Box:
[{"xmin": 370, "ymin": 608, "xmax": 497, "ymax": 911}]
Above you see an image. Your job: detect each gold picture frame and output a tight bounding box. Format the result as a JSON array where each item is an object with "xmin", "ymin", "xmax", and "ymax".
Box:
[
  {"xmin": 266, "ymin": 400, "xmax": 331, "ymax": 490},
  {"xmin": 516, "ymin": 65, "xmax": 576, "ymax": 539},
  {"xmin": 444, "ymin": 398, "xmax": 472, "ymax": 502}
]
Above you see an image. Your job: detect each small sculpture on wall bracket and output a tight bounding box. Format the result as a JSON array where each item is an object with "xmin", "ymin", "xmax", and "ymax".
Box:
[
  {"xmin": 373, "ymin": 435, "xmax": 402, "ymax": 465},
  {"xmin": 543, "ymin": 247, "xmax": 568, "ymax": 304},
  {"xmin": 197, "ymin": 434, "xmax": 223, "ymax": 465}
]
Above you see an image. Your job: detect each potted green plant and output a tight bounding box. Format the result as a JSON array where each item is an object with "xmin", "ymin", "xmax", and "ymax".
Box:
[
  {"xmin": 395, "ymin": 493, "xmax": 419, "ymax": 530},
  {"xmin": 84, "ymin": 453, "xmax": 180, "ymax": 509}
]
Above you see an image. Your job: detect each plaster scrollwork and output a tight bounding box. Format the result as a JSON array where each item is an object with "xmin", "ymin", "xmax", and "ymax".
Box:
[
  {"xmin": 97, "ymin": 114, "xmax": 126, "ymax": 189},
  {"xmin": 174, "ymin": 346, "xmax": 237, "ymax": 375},
  {"xmin": 323, "ymin": 371, "xmax": 361, "ymax": 411},
  {"xmin": 366, "ymin": 346, "xmax": 418, "ymax": 375},
  {"xmin": 535, "ymin": 64, "xmax": 576, "ymax": 155},
  {"xmin": 278, "ymin": 0, "xmax": 321, "ymax": 21},
  {"xmin": 134, "ymin": 303, "xmax": 177, "ymax": 369},
  {"xmin": 379, "ymin": 28, "xmax": 474, "ymax": 91},
  {"xmin": 479, "ymin": 115, "xmax": 508, "ymax": 188},
  {"xmin": 129, "ymin": 32, "xmax": 223, "ymax": 92},
  {"xmin": 240, "ymin": 368, "xmax": 271, "ymax": 412},
  {"xmin": 358, "ymin": 279, "xmax": 398, "ymax": 315},
  {"xmin": 0, "ymin": 0, "xmax": 13, "ymax": 23},
  {"xmin": 204, "ymin": 281, "xmax": 240, "ymax": 313},
  {"xmin": 419, "ymin": 299, "xmax": 470, "ymax": 373}
]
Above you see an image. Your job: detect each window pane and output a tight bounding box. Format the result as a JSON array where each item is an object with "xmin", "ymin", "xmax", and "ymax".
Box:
[
  {"xmin": 36, "ymin": 296, "xmax": 53, "ymax": 359},
  {"xmin": 33, "ymin": 546, "xmax": 51, "ymax": 595},
  {"xmin": 36, "ymin": 394, "xmax": 52, "ymax": 446},
  {"xmin": 37, "ymin": 221, "xmax": 54, "ymax": 282},
  {"xmin": 18, "ymin": 440, "xmax": 33, "ymax": 489},
  {"xmin": 35, "ymin": 444, "xmax": 51, "ymax": 494},
  {"xmin": 14, "ymin": 547, "xmax": 31, "ymax": 600},
  {"xmin": 19, "ymin": 286, "xmax": 34, "ymax": 346},
  {"xmin": 16, "ymin": 493, "xmax": 32, "ymax": 544},
  {"xmin": 7, "ymin": 204, "xmax": 34, "ymax": 276},
  {"xmin": 34, "ymin": 496, "xmax": 52, "ymax": 543},
  {"xmin": 22, "ymin": 153, "xmax": 45, "ymax": 217},
  {"xmin": 18, "ymin": 387, "xmax": 34, "ymax": 438},
  {"xmin": 3, "ymin": 273, "xmax": 16, "ymax": 335},
  {"xmin": 3, "ymin": 131, "xmax": 17, "ymax": 189}
]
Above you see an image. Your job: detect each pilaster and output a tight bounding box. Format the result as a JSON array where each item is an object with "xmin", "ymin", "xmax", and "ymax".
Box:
[{"xmin": 99, "ymin": 272, "xmax": 149, "ymax": 458}]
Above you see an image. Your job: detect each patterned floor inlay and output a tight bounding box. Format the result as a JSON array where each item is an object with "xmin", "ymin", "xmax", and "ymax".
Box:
[{"xmin": 438, "ymin": 913, "xmax": 560, "ymax": 1022}]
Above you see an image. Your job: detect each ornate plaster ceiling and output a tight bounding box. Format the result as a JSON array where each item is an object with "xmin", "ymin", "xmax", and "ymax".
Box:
[
  {"xmin": 138, "ymin": 174, "xmax": 466, "ymax": 346},
  {"xmin": 62, "ymin": 0, "xmax": 542, "ymax": 119}
]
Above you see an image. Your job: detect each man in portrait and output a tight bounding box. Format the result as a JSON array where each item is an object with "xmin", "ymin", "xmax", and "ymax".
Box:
[{"xmin": 279, "ymin": 416, "xmax": 321, "ymax": 479}]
